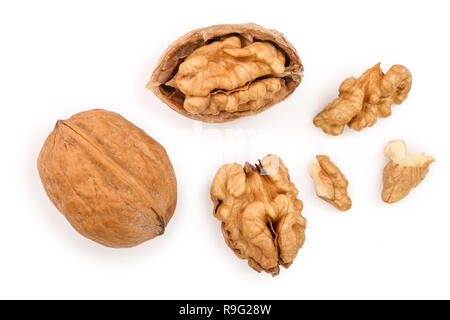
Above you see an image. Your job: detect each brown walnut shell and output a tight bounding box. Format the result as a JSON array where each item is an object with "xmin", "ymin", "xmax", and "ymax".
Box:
[
  {"xmin": 147, "ymin": 23, "xmax": 303, "ymax": 123},
  {"xmin": 37, "ymin": 109, "xmax": 177, "ymax": 248}
]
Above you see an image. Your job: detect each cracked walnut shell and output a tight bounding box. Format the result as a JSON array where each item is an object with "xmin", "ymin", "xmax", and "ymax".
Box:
[
  {"xmin": 382, "ymin": 140, "xmax": 435, "ymax": 203},
  {"xmin": 37, "ymin": 109, "xmax": 177, "ymax": 248},
  {"xmin": 210, "ymin": 154, "xmax": 306, "ymax": 276},
  {"xmin": 148, "ymin": 23, "xmax": 303, "ymax": 122},
  {"xmin": 309, "ymin": 155, "xmax": 351, "ymax": 211},
  {"xmin": 314, "ymin": 63, "xmax": 412, "ymax": 135}
]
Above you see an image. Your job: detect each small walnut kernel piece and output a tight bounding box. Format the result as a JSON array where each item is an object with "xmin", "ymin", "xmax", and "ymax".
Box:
[
  {"xmin": 168, "ymin": 36, "xmax": 285, "ymax": 96},
  {"xmin": 313, "ymin": 63, "xmax": 412, "ymax": 135},
  {"xmin": 382, "ymin": 140, "xmax": 435, "ymax": 203},
  {"xmin": 148, "ymin": 23, "xmax": 303, "ymax": 122},
  {"xmin": 210, "ymin": 154, "xmax": 306, "ymax": 276},
  {"xmin": 309, "ymin": 155, "xmax": 352, "ymax": 211}
]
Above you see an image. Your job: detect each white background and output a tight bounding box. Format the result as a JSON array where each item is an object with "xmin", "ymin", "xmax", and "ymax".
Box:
[{"xmin": 1, "ymin": 0, "xmax": 449, "ymax": 299}]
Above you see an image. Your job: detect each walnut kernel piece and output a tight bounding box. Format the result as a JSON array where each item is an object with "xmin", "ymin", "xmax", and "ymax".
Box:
[
  {"xmin": 313, "ymin": 63, "xmax": 412, "ymax": 135},
  {"xmin": 210, "ymin": 154, "xmax": 306, "ymax": 276},
  {"xmin": 183, "ymin": 78, "xmax": 282, "ymax": 115},
  {"xmin": 37, "ymin": 109, "xmax": 177, "ymax": 248},
  {"xmin": 148, "ymin": 23, "xmax": 303, "ymax": 123},
  {"xmin": 309, "ymin": 155, "xmax": 352, "ymax": 211},
  {"xmin": 382, "ymin": 140, "xmax": 435, "ymax": 203}
]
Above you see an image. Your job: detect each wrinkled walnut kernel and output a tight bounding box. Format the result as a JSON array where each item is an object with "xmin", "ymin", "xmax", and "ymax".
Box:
[
  {"xmin": 314, "ymin": 63, "xmax": 412, "ymax": 136},
  {"xmin": 183, "ymin": 78, "xmax": 282, "ymax": 114},
  {"xmin": 166, "ymin": 36, "xmax": 285, "ymax": 115},
  {"xmin": 210, "ymin": 154, "xmax": 306, "ymax": 276},
  {"xmin": 382, "ymin": 140, "xmax": 435, "ymax": 203},
  {"xmin": 309, "ymin": 155, "xmax": 351, "ymax": 211},
  {"xmin": 148, "ymin": 23, "xmax": 303, "ymax": 122}
]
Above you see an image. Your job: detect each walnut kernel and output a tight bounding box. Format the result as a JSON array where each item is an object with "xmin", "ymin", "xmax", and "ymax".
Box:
[
  {"xmin": 309, "ymin": 155, "xmax": 352, "ymax": 211},
  {"xmin": 148, "ymin": 23, "xmax": 303, "ymax": 122},
  {"xmin": 382, "ymin": 140, "xmax": 435, "ymax": 203},
  {"xmin": 313, "ymin": 63, "xmax": 412, "ymax": 135},
  {"xmin": 210, "ymin": 154, "xmax": 306, "ymax": 276}
]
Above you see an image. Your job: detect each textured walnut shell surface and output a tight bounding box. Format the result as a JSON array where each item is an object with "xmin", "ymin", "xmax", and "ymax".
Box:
[
  {"xmin": 37, "ymin": 109, "xmax": 177, "ymax": 248},
  {"xmin": 148, "ymin": 23, "xmax": 303, "ymax": 123}
]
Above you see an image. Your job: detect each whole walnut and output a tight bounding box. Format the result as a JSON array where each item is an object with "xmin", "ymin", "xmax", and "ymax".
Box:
[
  {"xmin": 37, "ymin": 109, "xmax": 177, "ymax": 248},
  {"xmin": 148, "ymin": 23, "xmax": 303, "ymax": 123},
  {"xmin": 211, "ymin": 154, "xmax": 306, "ymax": 276}
]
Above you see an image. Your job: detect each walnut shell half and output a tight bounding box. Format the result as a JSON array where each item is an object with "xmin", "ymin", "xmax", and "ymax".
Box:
[
  {"xmin": 37, "ymin": 109, "xmax": 177, "ymax": 248},
  {"xmin": 148, "ymin": 23, "xmax": 303, "ymax": 123}
]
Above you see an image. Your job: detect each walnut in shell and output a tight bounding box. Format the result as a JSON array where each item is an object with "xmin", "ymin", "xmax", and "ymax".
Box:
[
  {"xmin": 210, "ymin": 154, "xmax": 306, "ymax": 276},
  {"xmin": 382, "ymin": 140, "xmax": 435, "ymax": 203},
  {"xmin": 148, "ymin": 23, "xmax": 303, "ymax": 123},
  {"xmin": 309, "ymin": 155, "xmax": 351, "ymax": 211},
  {"xmin": 314, "ymin": 63, "xmax": 412, "ymax": 135},
  {"xmin": 37, "ymin": 109, "xmax": 177, "ymax": 248}
]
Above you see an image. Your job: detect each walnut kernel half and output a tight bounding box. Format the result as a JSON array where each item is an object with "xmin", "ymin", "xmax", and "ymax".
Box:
[
  {"xmin": 210, "ymin": 154, "xmax": 306, "ymax": 276},
  {"xmin": 309, "ymin": 155, "xmax": 352, "ymax": 211}
]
